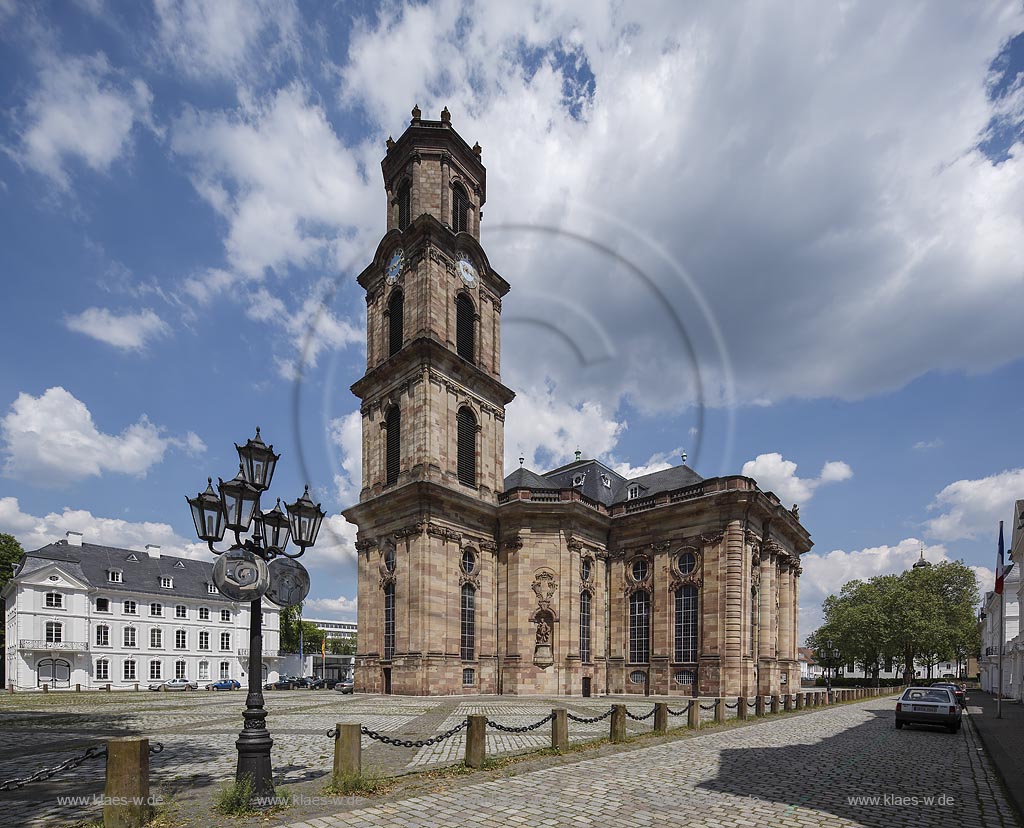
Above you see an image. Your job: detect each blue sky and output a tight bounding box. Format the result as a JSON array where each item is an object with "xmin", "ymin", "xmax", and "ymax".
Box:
[{"xmin": 1, "ymin": 1, "xmax": 1022, "ymax": 634}]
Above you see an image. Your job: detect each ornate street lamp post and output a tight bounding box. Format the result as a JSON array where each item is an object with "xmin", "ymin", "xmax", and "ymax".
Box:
[{"xmin": 187, "ymin": 428, "xmax": 324, "ymax": 799}]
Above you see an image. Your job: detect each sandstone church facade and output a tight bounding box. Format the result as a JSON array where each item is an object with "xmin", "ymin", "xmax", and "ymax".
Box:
[{"xmin": 344, "ymin": 108, "xmax": 812, "ymax": 698}]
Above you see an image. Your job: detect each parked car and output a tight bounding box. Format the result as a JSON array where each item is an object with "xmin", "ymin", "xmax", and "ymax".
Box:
[
  {"xmin": 205, "ymin": 679, "xmax": 241, "ymax": 691},
  {"xmin": 334, "ymin": 678, "xmax": 354, "ymax": 694},
  {"xmin": 266, "ymin": 676, "xmax": 311, "ymax": 690},
  {"xmin": 932, "ymin": 682, "xmax": 967, "ymax": 708},
  {"xmin": 149, "ymin": 678, "xmax": 198, "ymax": 691},
  {"xmin": 895, "ymin": 686, "xmax": 962, "ymax": 732},
  {"xmin": 308, "ymin": 677, "xmax": 338, "ymax": 690}
]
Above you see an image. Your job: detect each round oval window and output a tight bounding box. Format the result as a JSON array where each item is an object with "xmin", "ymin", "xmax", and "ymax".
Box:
[
  {"xmin": 581, "ymin": 558, "xmax": 592, "ymax": 581},
  {"xmin": 629, "ymin": 670, "xmax": 647, "ymax": 684},
  {"xmin": 461, "ymin": 549, "xmax": 476, "ymax": 574},
  {"xmin": 678, "ymin": 552, "xmax": 696, "ymax": 574},
  {"xmin": 631, "ymin": 559, "xmax": 649, "ymax": 582}
]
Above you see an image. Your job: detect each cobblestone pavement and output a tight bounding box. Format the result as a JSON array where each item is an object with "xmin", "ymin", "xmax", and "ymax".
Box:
[{"xmin": 271, "ymin": 697, "xmax": 1019, "ymax": 828}]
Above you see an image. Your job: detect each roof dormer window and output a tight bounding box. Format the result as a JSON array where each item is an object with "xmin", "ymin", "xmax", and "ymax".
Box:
[
  {"xmin": 160, "ymin": 577, "xmax": 173, "ymax": 589},
  {"xmin": 600, "ymin": 474, "xmax": 611, "ymax": 489},
  {"xmin": 108, "ymin": 570, "xmax": 123, "ymax": 583},
  {"xmin": 627, "ymin": 484, "xmax": 642, "ymax": 500},
  {"xmin": 125, "ymin": 554, "xmax": 139, "ymax": 562},
  {"xmin": 573, "ymin": 473, "xmax": 586, "ymax": 487},
  {"xmin": 207, "ymin": 583, "xmax": 218, "ymax": 594}
]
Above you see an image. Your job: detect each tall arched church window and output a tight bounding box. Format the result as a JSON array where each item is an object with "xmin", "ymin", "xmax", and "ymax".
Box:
[
  {"xmin": 383, "ymin": 582, "xmax": 395, "ymax": 661},
  {"xmin": 456, "ymin": 406, "xmax": 477, "ymax": 487},
  {"xmin": 629, "ymin": 589, "xmax": 650, "ymax": 664},
  {"xmin": 580, "ymin": 591, "xmax": 592, "ymax": 664},
  {"xmin": 387, "ymin": 290, "xmax": 404, "ymax": 358},
  {"xmin": 461, "ymin": 583, "xmax": 475, "ymax": 660},
  {"xmin": 674, "ymin": 584, "xmax": 698, "ymax": 663},
  {"xmin": 456, "ymin": 294, "xmax": 475, "ymax": 362},
  {"xmin": 385, "ymin": 406, "xmax": 401, "ymax": 487},
  {"xmin": 452, "ymin": 183, "xmax": 469, "ymax": 233},
  {"xmin": 397, "ymin": 180, "xmax": 411, "ymax": 230}
]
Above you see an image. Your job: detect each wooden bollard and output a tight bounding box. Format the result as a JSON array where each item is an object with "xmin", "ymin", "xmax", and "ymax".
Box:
[
  {"xmin": 465, "ymin": 714, "xmax": 487, "ymax": 768},
  {"xmin": 76, "ymin": 683, "xmax": 81, "ymax": 693},
  {"xmin": 42, "ymin": 684, "xmax": 49, "ymax": 693},
  {"xmin": 7, "ymin": 682, "xmax": 13, "ymax": 693},
  {"xmin": 737, "ymin": 696, "xmax": 747, "ymax": 720},
  {"xmin": 783, "ymin": 693, "xmax": 792, "ymax": 711},
  {"xmin": 551, "ymin": 709, "xmax": 568, "ymax": 751},
  {"xmin": 795, "ymin": 693, "xmax": 803, "ymax": 710},
  {"xmin": 654, "ymin": 702, "xmax": 668, "ymax": 734},
  {"xmin": 610, "ymin": 705, "xmax": 627, "ymax": 743},
  {"xmin": 332, "ymin": 723, "xmax": 360, "ymax": 779},
  {"xmin": 755, "ymin": 695, "xmax": 765, "ymax": 717},
  {"xmin": 771, "ymin": 695, "xmax": 780, "ymax": 714},
  {"xmin": 687, "ymin": 701, "xmax": 699, "ymax": 730},
  {"xmin": 106, "ymin": 684, "xmax": 111, "ymax": 692},
  {"xmin": 134, "ymin": 683, "xmax": 139, "ymax": 692},
  {"xmin": 715, "ymin": 698, "xmax": 726, "ymax": 725},
  {"xmin": 104, "ymin": 737, "xmax": 151, "ymax": 828}
]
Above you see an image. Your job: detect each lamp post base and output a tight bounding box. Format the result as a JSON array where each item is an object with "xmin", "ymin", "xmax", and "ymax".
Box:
[{"xmin": 236, "ymin": 726, "xmax": 274, "ymax": 800}]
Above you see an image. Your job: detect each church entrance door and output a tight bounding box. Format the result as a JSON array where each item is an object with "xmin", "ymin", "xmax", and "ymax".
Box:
[
  {"xmin": 382, "ymin": 667, "xmax": 392, "ymax": 695},
  {"xmin": 582, "ymin": 677, "xmax": 591, "ymax": 697}
]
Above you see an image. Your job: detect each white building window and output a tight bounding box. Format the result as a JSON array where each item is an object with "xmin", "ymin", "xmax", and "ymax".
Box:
[
  {"xmin": 108, "ymin": 570, "xmax": 123, "ymax": 583},
  {"xmin": 124, "ymin": 600, "xmax": 137, "ymax": 615},
  {"xmin": 175, "ymin": 605, "xmax": 187, "ymax": 619},
  {"xmin": 199, "ymin": 631, "xmax": 210, "ymax": 650},
  {"xmin": 198, "ymin": 660, "xmax": 210, "ymax": 680},
  {"xmin": 160, "ymin": 577, "xmax": 173, "ymax": 589},
  {"xmin": 95, "ymin": 625, "xmax": 110, "ymax": 647},
  {"xmin": 175, "ymin": 630, "xmax": 186, "ymax": 649},
  {"xmin": 45, "ymin": 621, "xmax": 62, "ymax": 643},
  {"xmin": 45, "ymin": 592, "xmax": 63, "ymax": 609},
  {"xmin": 220, "ymin": 609, "xmax": 231, "ymax": 623},
  {"xmin": 123, "ymin": 627, "xmax": 137, "ymax": 648},
  {"xmin": 95, "ymin": 659, "xmax": 109, "ymax": 681},
  {"xmin": 175, "ymin": 660, "xmax": 186, "ymax": 679},
  {"xmin": 207, "ymin": 584, "xmax": 217, "ymax": 594},
  {"xmin": 199, "ymin": 608, "xmax": 210, "ymax": 621},
  {"xmin": 150, "ymin": 603, "xmax": 163, "ymax": 617},
  {"xmin": 219, "ymin": 661, "xmax": 230, "ymax": 680},
  {"xmin": 150, "ymin": 628, "xmax": 162, "ymax": 649},
  {"xmin": 220, "ymin": 632, "xmax": 231, "ymax": 651},
  {"xmin": 627, "ymin": 484, "xmax": 641, "ymax": 500},
  {"xmin": 96, "ymin": 598, "xmax": 110, "ymax": 612},
  {"xmin": 123, "ymin": 660, "xmax": 136, "ymax": 681},
  {"xmin": 149, "ymin": 660, "xmax": 161, "ymax": 681}
]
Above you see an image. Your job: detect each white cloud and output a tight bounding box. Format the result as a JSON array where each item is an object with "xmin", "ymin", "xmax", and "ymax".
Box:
[
  {"xmin": 64, "ymin": 307, "xmax": 170, "ymax": 351},
  {"xmin": 612, "ymin": 447, "xmax": 686, "ymax": 479},
  {"xmin": 925, "ymin": 468, "xmax": 1024, "ymax": 541},
  {"xmin": 0, "ymin": 495, "xmax": 211, "ymax": 560},
  {"xmin": 328, "ymin": 411, "xmax": 362, "ymax": 505},
  {"xmin": 913, "ymin": 438, "xmax": 944, "ymax": 451},
  {"xmin": 308, "ymin": 514, "xmax": 358, "ymax": 568},
  {"xmin": 15, "ymin": 51, "xmax": 152, "ymax": 190},
  {"xmin": 741, "ymin": 453, "xmax": 852, "ymax": 506},
  {"xmin": 798, "ymin": 538, "xmax": 950, "ymax": 637},
  {"xmin": 304, "ymin": 593, "xmax": 357, "ymax": 619},
  {"xmin": 0, "ymin": 387, "xmax": 195, "ymax": 485},
  {"xmin": 153, "ymin": 0, "xmax": 299, "ymax": 82}
]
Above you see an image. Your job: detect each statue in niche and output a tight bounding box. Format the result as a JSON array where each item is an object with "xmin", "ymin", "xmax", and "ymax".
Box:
[
  {"xmin": 533, "ymin": 611, "xmax": 554, "ymax": 667},
  {"xmin": 536, "ymin": 617, "xmax": 551, "ymax": 645}
]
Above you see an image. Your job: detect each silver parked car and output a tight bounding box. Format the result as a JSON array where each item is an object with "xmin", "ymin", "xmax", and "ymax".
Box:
[
  {"xmin": 895, "ymin": 686, "xmax": 962, "ymax": 732},
  {"xmin": 149, "ymin": 678, "xmax": 198, "ymax": 691}
]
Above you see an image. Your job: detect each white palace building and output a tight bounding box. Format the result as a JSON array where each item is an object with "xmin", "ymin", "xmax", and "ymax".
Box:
[{"xmin": 3, "ymin": 532, "xmax": 285, "ymax": 690}]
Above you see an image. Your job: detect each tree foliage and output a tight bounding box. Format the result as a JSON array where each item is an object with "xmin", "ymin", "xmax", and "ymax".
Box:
[{"xmin": 807, "ymin": 561, "xmax": 981, "ymax": 682}]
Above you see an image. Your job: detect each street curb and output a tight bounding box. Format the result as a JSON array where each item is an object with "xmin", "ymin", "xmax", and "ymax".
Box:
[{"xmin": 967, "ymin": 710, "xmax": 1024, "ymax": 827}]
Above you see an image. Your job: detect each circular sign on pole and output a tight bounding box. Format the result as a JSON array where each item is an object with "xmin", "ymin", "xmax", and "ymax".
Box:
[
  {"xmin": 266, "ymin": 557, "xmax": 310, "ymax": 608},
  {"xmin": 213, "ymin": 548, "xmax": 270, "ymax": 602}
]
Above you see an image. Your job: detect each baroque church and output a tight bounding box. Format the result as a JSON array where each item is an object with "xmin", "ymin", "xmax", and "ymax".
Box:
[{"xmin": 344, "ymin": 107, "xmax": 812, "ymax": 697}]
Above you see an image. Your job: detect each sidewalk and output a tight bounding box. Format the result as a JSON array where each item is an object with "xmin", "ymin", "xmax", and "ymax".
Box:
[{"xmin": 969, "ymin": 691, "xmax": 1024, "ymax": 824}]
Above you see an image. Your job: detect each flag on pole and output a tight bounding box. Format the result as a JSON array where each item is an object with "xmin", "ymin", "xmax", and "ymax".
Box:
[
  {"xmin": 995, "ymin": 520, "xmax": 1005, "ymax": 595},
  {"xmin": 322, "ymin": 636, "xmax": 326, "ymax": 658}
]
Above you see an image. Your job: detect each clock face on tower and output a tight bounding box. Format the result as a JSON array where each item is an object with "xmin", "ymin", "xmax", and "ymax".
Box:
[
  {"xmin": 457, "ymin": 254, "xmax": 478, "ymax": 288},
  {"xmin": 385, "ymin": 249, "xmax": 404, "ymax": 284}
]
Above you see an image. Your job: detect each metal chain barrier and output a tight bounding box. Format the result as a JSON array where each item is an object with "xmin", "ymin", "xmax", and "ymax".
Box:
[
  {"xmin": 724, "ymin": 701, "xmax": 739, "ymax": 709},
  {"xmin": 747, "ymin": 700, "xmax": 758, "ymax": 708},
  {"xmin": 667, "ymin": 702, "xmax": 692, "ymax": 716},
  {"xmin": 625, "ymin": 708, "xmax": 656, "ymax": 721},
  {"xmin": 351, "ymin": 719, "xmax": 469, "ymax": 749},
  {"xmin": 486, "ymin": 712, "xmax": 555, "ymax": 733},
  {"xmin": 150, "ymin": 743, "xmax": 164, "ymax": 755},
  {"xmin": 0, "ymin": 745, "xmax": 107, "ymax": 791},
  {"xmin": 699, "ymin": 701, "xmax": 718, "ymax": 711},
  {"xmin": 566, "ymin": 707, "xmax": 615, "ymax": 724}
]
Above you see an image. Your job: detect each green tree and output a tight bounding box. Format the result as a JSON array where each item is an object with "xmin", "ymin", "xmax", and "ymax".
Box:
[{"xmin": 0, "ymin": 534, "xmax": 25, "ymax": 683}]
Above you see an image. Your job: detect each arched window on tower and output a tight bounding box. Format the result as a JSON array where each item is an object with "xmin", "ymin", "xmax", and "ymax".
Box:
[
  {"xmin": 456, "ymin": 293, "xmax": 475, "ymax": 362},
  {"xmin": 628, "ymin": 590, "xmax": 650, "ymax": 664},
  {"xmin": 383, "ymin": 582, "xmax": 395, "ymax": 661},
  {"xmin": 452, "ymin": 182, "xmax": 469, "ymax": 233},
  {"xmin": 461, "ymin": 583, "xmax": 475, "ymax": 660},
  {"xmin": 674, "ymin": 584, "xmax": 698, "ymax": 663},
  {"xmin": 456, "ymin": 406, "xmax": 476, "ymax": 487},
  {"xmin": 580, "ymin": 591, "xmax": 592, "ymax": 664},
  {"xmin": 384, "ymin": 405, "xmax": 401, "ymax": 487},
  {"xmin": 387, "ymin": 290, "xmax": 404, "ymax": 358},
  {"xmin": 397, "ymin": 180, "xmax": 411, "ymax": 231}
]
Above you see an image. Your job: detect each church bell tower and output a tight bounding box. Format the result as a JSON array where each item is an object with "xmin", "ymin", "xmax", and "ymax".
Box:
[{"xmin": 344, "ymin": 106, "xmax": 514, "ymax": 695}]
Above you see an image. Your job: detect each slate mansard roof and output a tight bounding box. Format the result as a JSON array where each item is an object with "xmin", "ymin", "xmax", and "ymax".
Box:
[
  {"xmin": 12, "ymin": 540, "xmax": 232, "ymax": 603},
  {"xmin": 503, "ymin": 457, "xmax": 704, "ymax": 507}
]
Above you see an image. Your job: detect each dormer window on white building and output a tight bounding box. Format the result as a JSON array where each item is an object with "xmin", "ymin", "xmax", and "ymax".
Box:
[
  {"xmin": 108, "ymin": 570, "xmax": 122, "ymax": 583},
  {"xmin": 160, "ymin": 576, "xmax": 173, "ymax": 589},
  {"xmin": 44, "ymin": 592, "xmax": 63, "ymax": 609},
  {"xmin": 207, "ymin": 583, "xmax": 217, "ymax": 594}
]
